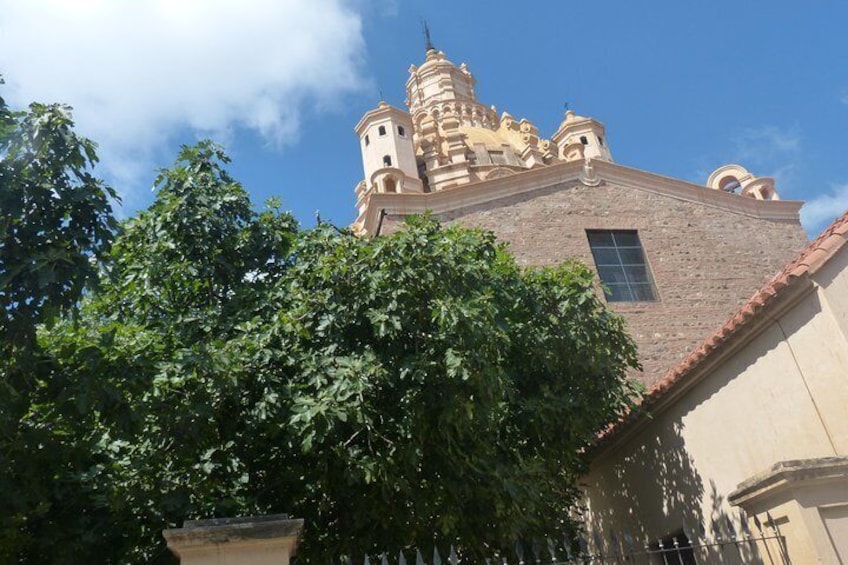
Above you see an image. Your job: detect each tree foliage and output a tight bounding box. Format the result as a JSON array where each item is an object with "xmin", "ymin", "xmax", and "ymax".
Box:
[
  {"xmin": 1, "ymin": 131, "xmax": 640, "ymax": 563},
  {"xmin": 0, "ymin": 81, "xmax": 118, "ymax": 351},
  {"xmin": 0, "ymin": 84, "xmax": 118, "ymax": 562}
]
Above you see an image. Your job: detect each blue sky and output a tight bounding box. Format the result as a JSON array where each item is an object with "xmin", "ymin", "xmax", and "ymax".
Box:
[{"xmin": 2, "ymin": 1, "xmax": 847, "ymax": 235}]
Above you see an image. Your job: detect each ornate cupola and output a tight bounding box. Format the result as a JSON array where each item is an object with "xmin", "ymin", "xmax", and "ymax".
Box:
[
  {"xmin": 405, "ymin": 45, "xmax": 500, "ymax": 189},
  {"xmin": 352, "ymin": 32, "xmax": 582, "ymax": 227},
  {"xmin": 552, "ymin": 109, "xmax": 613, "ymax": 163}
]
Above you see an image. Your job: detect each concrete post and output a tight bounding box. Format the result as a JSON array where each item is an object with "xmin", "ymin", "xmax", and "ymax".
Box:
[{"xmin": 163, "ymin": 514, "xmax": 303, "ymax": 565}]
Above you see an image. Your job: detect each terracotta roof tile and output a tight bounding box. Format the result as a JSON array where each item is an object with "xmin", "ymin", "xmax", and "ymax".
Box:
[{"xmin": 596, "ymin": 210, "xmax": 848, "ymax": 448}]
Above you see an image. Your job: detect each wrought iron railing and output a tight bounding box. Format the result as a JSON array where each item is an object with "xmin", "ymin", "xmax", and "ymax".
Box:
[{"xmin": 328, "ymin": 525, "xmax": 789, "ymax": 565}]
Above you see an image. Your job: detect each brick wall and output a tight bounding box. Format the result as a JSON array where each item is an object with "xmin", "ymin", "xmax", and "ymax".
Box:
[{"xmin": 380, "ymin": 179, "xmax": 808, "ymax": 386}]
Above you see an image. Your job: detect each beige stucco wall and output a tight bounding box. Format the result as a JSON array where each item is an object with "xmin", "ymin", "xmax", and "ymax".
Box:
[
  {"xmin": 816, "ymin": 241, "xmax": 848, "ymax": 347},
  {"xmin": 581, "ymin": 254, "xmax": 848, "ymax": 562}
]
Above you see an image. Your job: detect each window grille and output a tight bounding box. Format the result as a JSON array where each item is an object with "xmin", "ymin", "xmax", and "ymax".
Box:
[{"xmin": 587, "ymin": 230, "xmax": 657, "ymax": 302}]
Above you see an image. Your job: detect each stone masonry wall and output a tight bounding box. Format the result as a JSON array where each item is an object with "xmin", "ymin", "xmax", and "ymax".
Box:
[{"xmin": 380, "ymin": 179, "xmax": 809, "ymax": 387}]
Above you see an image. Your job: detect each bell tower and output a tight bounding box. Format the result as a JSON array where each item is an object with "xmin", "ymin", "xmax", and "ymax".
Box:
[
  {"xmin": 354, "ymin": 101, "xmax": 423, "ymax": 196},
  {"xmin": 552, "ymin": 110, "xmax": 613, "ymax": 163}
]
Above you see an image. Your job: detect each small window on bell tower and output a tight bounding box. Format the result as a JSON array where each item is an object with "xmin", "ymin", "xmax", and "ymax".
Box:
[
  {"xmin": 383, "ymin": 155, "xmax": 392, "ymax": 167},
  {"xmin": 398, "ymin": 125, "xmax": 406, "ymax": 137},
  {"xmin": 378, "ymin": 125, "xmax": 387, "ymax": 136},
  {"xmin": 580, "ymin": 135, "xmax": 589, "ymax": 145},
  {"xmin": 364, "ymin": 135, "xmax": 370, "ymax": 146},
  {"xmin": 719, "ymin": 176, "xmax": 742, "ymax": 194}
]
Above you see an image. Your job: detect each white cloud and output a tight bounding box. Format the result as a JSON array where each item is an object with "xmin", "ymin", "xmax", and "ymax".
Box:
[
  {"xmin": 723, "ymin": 126, "xmax": 847, "ymax": 235},
  {"xmin": 720, "ymin": 125, "xmax": 803, "ymax": 201},
  {"xmin": 732, "ymin": 125, "xmax": 801, "ymax": 167},
  {"xmin": 801, "ymin": 184, "xmax": 848, "ymax": 235},
  {"xmin": 0, "ymin": 0, "xmax": 368, "ymax": 203}
]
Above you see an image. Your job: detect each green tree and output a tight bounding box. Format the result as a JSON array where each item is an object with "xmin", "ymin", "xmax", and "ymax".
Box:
[
  {"xmin": 0, "ymin": 82, "xmax": 120, "ymax": 561},
  {"xmin": 234, "ymin": 216, "xmax": 642, "ymax": 561},
  {"xmin": 35, "ymin": 141, "xmax": 300, "ymax": 563},
  {"xmin": 0, "ymin": 80, "xmax": 118, "ymax": 352},
  {"xmin": 7, "ymin": 139, "xmax": 640, "ymax": 562}
]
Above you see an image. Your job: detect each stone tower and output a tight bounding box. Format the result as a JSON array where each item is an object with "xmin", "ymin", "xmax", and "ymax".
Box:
[
  {"xmin": 551, "ymin": 110, "xmax": 613, "ymax": 163},
  {"xmin": 353, "ymin": 101, "xmax": 423, "ymax": 223}
]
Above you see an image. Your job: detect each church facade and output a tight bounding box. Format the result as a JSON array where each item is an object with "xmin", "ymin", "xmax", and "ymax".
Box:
[
  {"xmin": 352, "ymin": 43, "xmax": 807, "ymax": 387},
  {"xmin": 349, "ymin": 41, "xmax": 848, "ymax": 563}
]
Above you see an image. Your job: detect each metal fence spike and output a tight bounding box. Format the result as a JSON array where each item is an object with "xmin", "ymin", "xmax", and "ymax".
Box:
[
  {"xmin": 608, "ymin": 531, "xmax": 620, "ymax": 559},
  {"xmin": 753, "ymin": 513, "xmax": 763, "ymax": 532},
  {"xmin": 546, "ymin": 536, "xmax": 557, "ymax": 562},
  {"xmin": 514, "ymin": 540, "xmax": 525, "ymax": 563},
  {"xmin": 624, "ymin": 532, "xmax": 635, "ymax": 552},
  {"xmin": 381, "ymin": 554, "xmax": 389, "ymax": 565},
  {"xmin": 399, "ymin": 550, "xmax": 407, "ymax": 565},
  {"xmin": 364, "ymin": 556, "xmax": 371, "ymax": 565},
  {"xmin": 415, "ymin": 548, "xmax": 425, "ymax": 565},
  {"xmin": 449, "ymin": 545, "xmax": 458, "ymax": 565},
  {"xmin": 433, "ymin": 545, "xmax": 442, "ymax": 565},
  {"xmin": 683, "ymin": 520, "xmax": 693, "ymax": 542},
  {"xmin": 577, "ymin": 535, "xmax": 588, "ymax": 555},
  {"xmin": 766, "ymin": 511, "xmax": 777, "ymax": 534},
  {"xmin": 592, "ymin": 530, "xmax": 603, "ymax": 555},
  {"xmin": 738, "ymin": 511, "xmax": 752, "ymax": 535},
  {"xmin": 531, "ymin": 539, "xmax": 541, "ymax": 563},
  {"xmin": 563, "ymin": 535, "xmax": 574, "ymax": 559}
]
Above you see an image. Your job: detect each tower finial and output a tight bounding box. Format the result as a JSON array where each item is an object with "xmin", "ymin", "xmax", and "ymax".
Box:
[{"xmin": 421, "ymin": 19, "xmax": 435, "ymax": 53}]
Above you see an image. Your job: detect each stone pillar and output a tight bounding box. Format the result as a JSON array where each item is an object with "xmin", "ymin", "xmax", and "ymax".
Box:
[
  {"xmin": 729, "ymin": 457, "xmax": 848, "ymax": 564},
  {"xmin": 163, "ymin": 514, "xmax": 303, "ymax": 565}
]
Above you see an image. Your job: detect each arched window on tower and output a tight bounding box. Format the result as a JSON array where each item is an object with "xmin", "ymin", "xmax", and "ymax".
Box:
[
  {"xmin": 378, "ymin": 125, "xmax": 387, "ymax": 136},
  {"xmin": 383, "ymin": 155, "xmax": 392, "ymax": 167},
  {"xmin": 580, "ymin": 135, "xmax": 589, "ymax": 145},
  {"xmin": 719, "ymin": 176, "xmax": 742, "ymax": 194},
  {"xmin": 383, "ymin": 177, "xmax": 397, "ymax": 193},
  {"xmin": 364, "ymin": 135, "xmax": 370, "ymax": 146}
]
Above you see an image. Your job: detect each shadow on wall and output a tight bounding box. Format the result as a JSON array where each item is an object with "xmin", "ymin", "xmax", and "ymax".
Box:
[{"xmin": 579, "ymin": 420, "xmax": 767, "ymax": 564}]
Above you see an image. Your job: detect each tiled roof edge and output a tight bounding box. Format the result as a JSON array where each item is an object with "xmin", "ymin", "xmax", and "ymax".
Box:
[{"xmin": 594, "ymin": 210, "xmax": 848, "ymax": 452}]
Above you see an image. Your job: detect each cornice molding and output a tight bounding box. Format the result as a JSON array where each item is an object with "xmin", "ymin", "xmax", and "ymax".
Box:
[
  {"xmin": 728, "ymin": 456, "xmax": 848, "ymax": 509},
  {"xmin": 361, "ymin": 159, "xmax": 804, "ymax": 234}
]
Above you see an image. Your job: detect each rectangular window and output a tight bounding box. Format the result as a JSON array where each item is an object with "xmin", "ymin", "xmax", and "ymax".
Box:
[
  {"xmin": 650, "ymin": 529, "xmax": 696, "ymax": 565},
  {"xmin": 488, "ymin": 150, "xmax": 507, "ymax": 165},
  {"xmin": 587, "ymin": 230, "xmax": 657, "ymax": 302}
]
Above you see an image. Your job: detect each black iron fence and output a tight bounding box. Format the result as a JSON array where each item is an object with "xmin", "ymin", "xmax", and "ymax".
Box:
[{"xmin": 331, "ymin": 523, "xmax": 789, "ymax": 565}]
